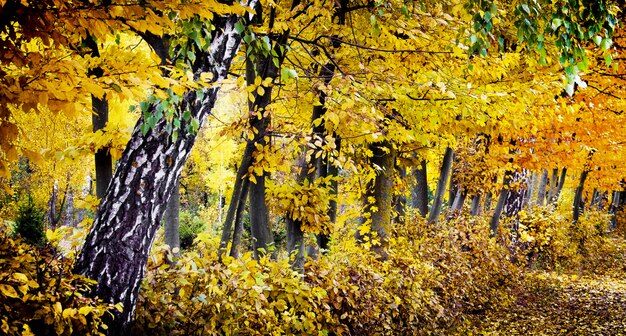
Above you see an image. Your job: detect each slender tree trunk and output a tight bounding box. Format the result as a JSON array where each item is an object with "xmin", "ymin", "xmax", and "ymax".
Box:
[
  {"xmin": 229, "ymin": 179, "xmax": 249, "ymax": 259},
  {"xmin": 552, "ymin": 167, "xmax": 567, "ymax": 205},
  {"xmin": 524, "ymin": 171, "xmax": 537, "ymax": 209},
  {"xmin": 394, "ymin": 166, "xmax": 407, "ymax": 224},
  {"xmin": 318, "ymin": 136, "xmax": 341, "ymax": 252},
  {"xmin": 490, "ymin": 172, "xmax": 512, "ymax": 235},
  {"xmin": 547, "ymin": 168, "xmax": 559, "ymax": 204},
  {"xmin": 573, "ymin": 170, "xmax": 589, "ymax": 223},
  {"xmin": 411, "ymin": 160, "xmax": 429, "ymax": 218},
  {"xmin": 47, "ymin": 181, "xmax": 58, "ymax": 229},
  {"xmin": 470, "ymin": 194, "xmax": 481, "ymax": 216},
  {"xmin": 63, "ymin": 187, "xmax": 75, "ymax": 227},
  {"xmin": 451, "ymin": 187, "xmax": 466, "ymax": 211},
  {"xmin": 428, "ymin": 147, "xmax": 453, "ymax": 223},
  {"xmin": 537, "ymin": 169, "xmax": 549, "ymax": 207},
  {"xmin": 92, "ymin": 95, "xmax": 113, "ymax": 199},
  {"xmin": 357, "ymin": 141, "xmax": 396, "ymax": 256},
  {"xmin": 73, "ymin": 13, "xmax": 249, "ymax": 334},
  {"xmin": 219, "ymin": 144, "xmax": 254, "ymax": 256},
  {"xmin": 164, "ymin": 180, "xmax": 180, "ymax": 258}
]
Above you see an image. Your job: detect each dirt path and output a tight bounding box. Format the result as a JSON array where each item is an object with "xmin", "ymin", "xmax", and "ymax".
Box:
[{"xmin": 465, "ymin": 273, "xmax": 626, "ymax": 335}]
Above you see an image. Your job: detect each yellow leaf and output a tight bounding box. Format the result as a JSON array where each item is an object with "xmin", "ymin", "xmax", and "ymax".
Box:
[
  {"xmin": 54, "ymin": 302, "xmax": 62, "ymax": 314},
  {"xmin": 0, "ymin": 284, "xmax": 18, "ymax": 298},
  {"xmin": 12, "ymin": 273, "xmax": 28, "ymax": 283}
]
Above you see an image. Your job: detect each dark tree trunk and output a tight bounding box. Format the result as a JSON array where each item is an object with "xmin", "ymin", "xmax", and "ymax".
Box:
[
  {"xmin": 411, "ymin": 159, "xmax": 429, "ymax": 218},
  {"xmin": 490, "ymin": 172, "xmax": 513, "ymax": 235},
  {"xmin": 286, "ymin": 62, "xmax": 335, "ymax": 269},
  {"xmin": 164, "ymin": 180, "xmax": 180, "ymax": 259},
  {"xmin": 92, "ymin": 95, "xmax": 113, "ymax": 199},
  {"xmin": 451, "ymin": 187, "xmax": 466, "ymax": 211},
  {"xmin": 428, "ymin": 147, "xmax": 453, "ymax": 223},
  {"xmin": 394, "ymin": 166, "xmax": 406, "ymax": 224},
  {"xmin": 552, "ymin": 167, "xmax": 567, "ymax": 205},
  {"xmin": 230, "ymin": 179, "xmax": 249, "ymax": 259},
  {"xmin": 318, "ymin": 135, "xmax": 341, "ymax": 252},
  {"xmin": 219, "ymin": 144, "xmax": 254, "ymax": 256},
  {"xmin": 573, "ymin": 170, "xmax": 589, "ymax": 223},
  {"xmin": 73, "ymin": 13, "xmax": 249, "ymax": 334},
  {"xmin": 357, "ymin": 141, "xmax": 396, "ymax": 255}
]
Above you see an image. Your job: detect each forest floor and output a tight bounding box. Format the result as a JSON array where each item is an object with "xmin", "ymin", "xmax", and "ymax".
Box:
[{"xmin": 464, "ymin": 239, "xmax": 626, "ymax": 335}]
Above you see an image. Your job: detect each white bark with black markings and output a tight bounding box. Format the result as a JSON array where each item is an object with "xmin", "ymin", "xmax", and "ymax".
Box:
[{"xmin": 73, "ymin": 12, "xmax": 251, "ymax": 334}]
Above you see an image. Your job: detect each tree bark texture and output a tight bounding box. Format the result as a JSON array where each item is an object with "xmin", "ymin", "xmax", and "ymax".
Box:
[
  {"xmin": 428, "ymin": 147, "xmax": 453, "ymax": 224},
  {"xmin": 92, "ymin": 94, "xmax": 113, "ymax": 199},
  {"xmin": 394, "ymin": 166, "xmax": 406, "ymax": 224},
  {"xmin": 547, "ymin": 168, "xmax": 559, "ymax": 204},
  {"xmin": 286, "ymin": 62, "xmax": 335, "ymax": 270},
  {"xmin": 490, "ymin": 172, "xmax": 513, "ymax": 235},
  {"xmin": 219, "ymin": 143, "xmax": 254, "ymax": 256},
  {"xmin": 229, "ymin": 179, "xmax": 249, "ymax": 259},
  {"xmin": 470, "ymin": 194, "xmax": 481, "ymax": 216},
  {"xmin": 537, "ymin": 168, "xmax": 549, "ymax": 207},
  {"xmin": 552, "ymin": 167, "xmax": 567, "ymax": 205},
  {"xmin": 411, "ymin": 160, "xmax": 429, "ymax": 218},
  {"xmin": 164, "ymin": 180, "xmax": 180, "ymax": 258},
  {"xmin": 73, "ymin": 13, "xmax": 250, "ymax": 334},
  {"xmin": 573, "ymin": 170, "xmax": 589, "ymax": 223},
  {"xmin": 357, "ymin": 141, "xmax": 396, "ymax": 253}
]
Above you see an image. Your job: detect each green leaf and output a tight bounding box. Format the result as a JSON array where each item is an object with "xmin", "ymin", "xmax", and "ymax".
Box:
[
  {"xmin": 280, "ymin": 67, "xmax": 298, "ymax": 81},
  {"xmin": 600, "ymin": 38, "xmax": 612, "ymax": 51},
  {"xmin": 234, "ymin": 21, "xmax": 245, "ymax": 34}
]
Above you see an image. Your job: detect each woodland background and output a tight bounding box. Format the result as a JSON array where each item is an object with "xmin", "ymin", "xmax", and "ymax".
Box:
[{"xmin": 1, "ymin": 0, "xmax": 626, "ymax": 335}]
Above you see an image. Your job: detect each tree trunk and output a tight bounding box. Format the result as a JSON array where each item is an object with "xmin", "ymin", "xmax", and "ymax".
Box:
[
  {"xmin": 470, "ymin": 194, "xmax": 481, "ymax": 216},
  {"xmin": 164, "ymin": 180, "xmax": 180, "ymax": 259},
  {"xmin": 229, "ymin": 179, "xmax": 249, "ymax": 259},
  {"xmin": 537, "ymin": 168, "xmax": 549, "ymax": 207},
  {"xmin": 552, "ymin": 167, "xmax": 567, "ymax": 205},
  {"xmin": 394, "ymin": 166, "xmax": 406, "ymax": 224},
  {"xmin": 63, "ymin": 187, "xmax": 75, "ymax": 227},
  {"xmin": 490, "ymin": 172, "xmax": 512, "ymax": 235},
  {"xmin": 246, "ymin": 55, "xmax": 277, "ymax": 258},
  {"xmin": 219, "ymin": 143, "xmax": 254, "ymax": 256},
  {"xmin": 573, "ymin": 170, "xmax": 589, "ymax": 223},
  {"xmin": 286, "ymin": 62, "xmax": 335, "ymax": 269},
  {"xmin": 357, "ymin": 141, "xmax": 396, "ymax": 256},
  {"xmin": 428, "ymin": 147, "xmax": 453, "ymax": 223},
  {"xmin": 318, "ymin": 136, "xmax": 341, "ymax": 252},
  {"xmin": 411, "ymin": 159, "xmax": 429, "ymax": 218},
  {"xmin": 73, "ymin": 13, "xmax": 249, "ymax": 334},
  {"xmin": 547, "ymin": 168, "xmax": 559, "ymax": 204},
  {"xmin": 92, "ymin": 95, "xmax": 113, "ymax": 199},
  {"xmin": 524, "ymin": 171, "xmax": 538, "ymax": 209},
  {"xmin": 451, "ymin": 186, "xmax": 466, "ymax": 211}
]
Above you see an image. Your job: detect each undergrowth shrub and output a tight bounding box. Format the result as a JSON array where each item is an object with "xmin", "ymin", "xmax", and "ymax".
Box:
[
  {"xmin": 517, "ymin": 208, "xmax": 613, "ymax": 271},
  {"xmin": 0, "ymin": 224, "xmax": 113, "ymax": 335},
  {"xmin": 178, "ymin": 211, "xmax": 206, "ymax": 250},
  {"xmin": 14, "ymin": 195, "xmax": 46, "ymax": 246},
  {"xmin": 135, "ymin": 214, "xmax": 520, "ymax": 335}
]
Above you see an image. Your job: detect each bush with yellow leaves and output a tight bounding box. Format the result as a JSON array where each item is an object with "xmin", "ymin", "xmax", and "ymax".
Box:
[
  {"xmin": 133, "ymin": 233, "xmax": 340, "ymax": 336},
  {"xmin": 134, "ymin": 213, "xmax": 520, "ymax": 335},
  {"xmin": 0, "ymin": 225, "xmax": 113, "ymax": 336},
  {"xmin": 516, "ymin": 208, "xmax": 612, "ymax": 271}
]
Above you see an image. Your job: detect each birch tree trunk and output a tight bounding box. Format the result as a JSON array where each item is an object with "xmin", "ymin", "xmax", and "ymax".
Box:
[
  {"xmin": 164, "ymin": 180, "xmax": 180, "ymax": 259},
  {"xmin": 73, "ymin": 12, "xmax": 250, "ymax": 334}
]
